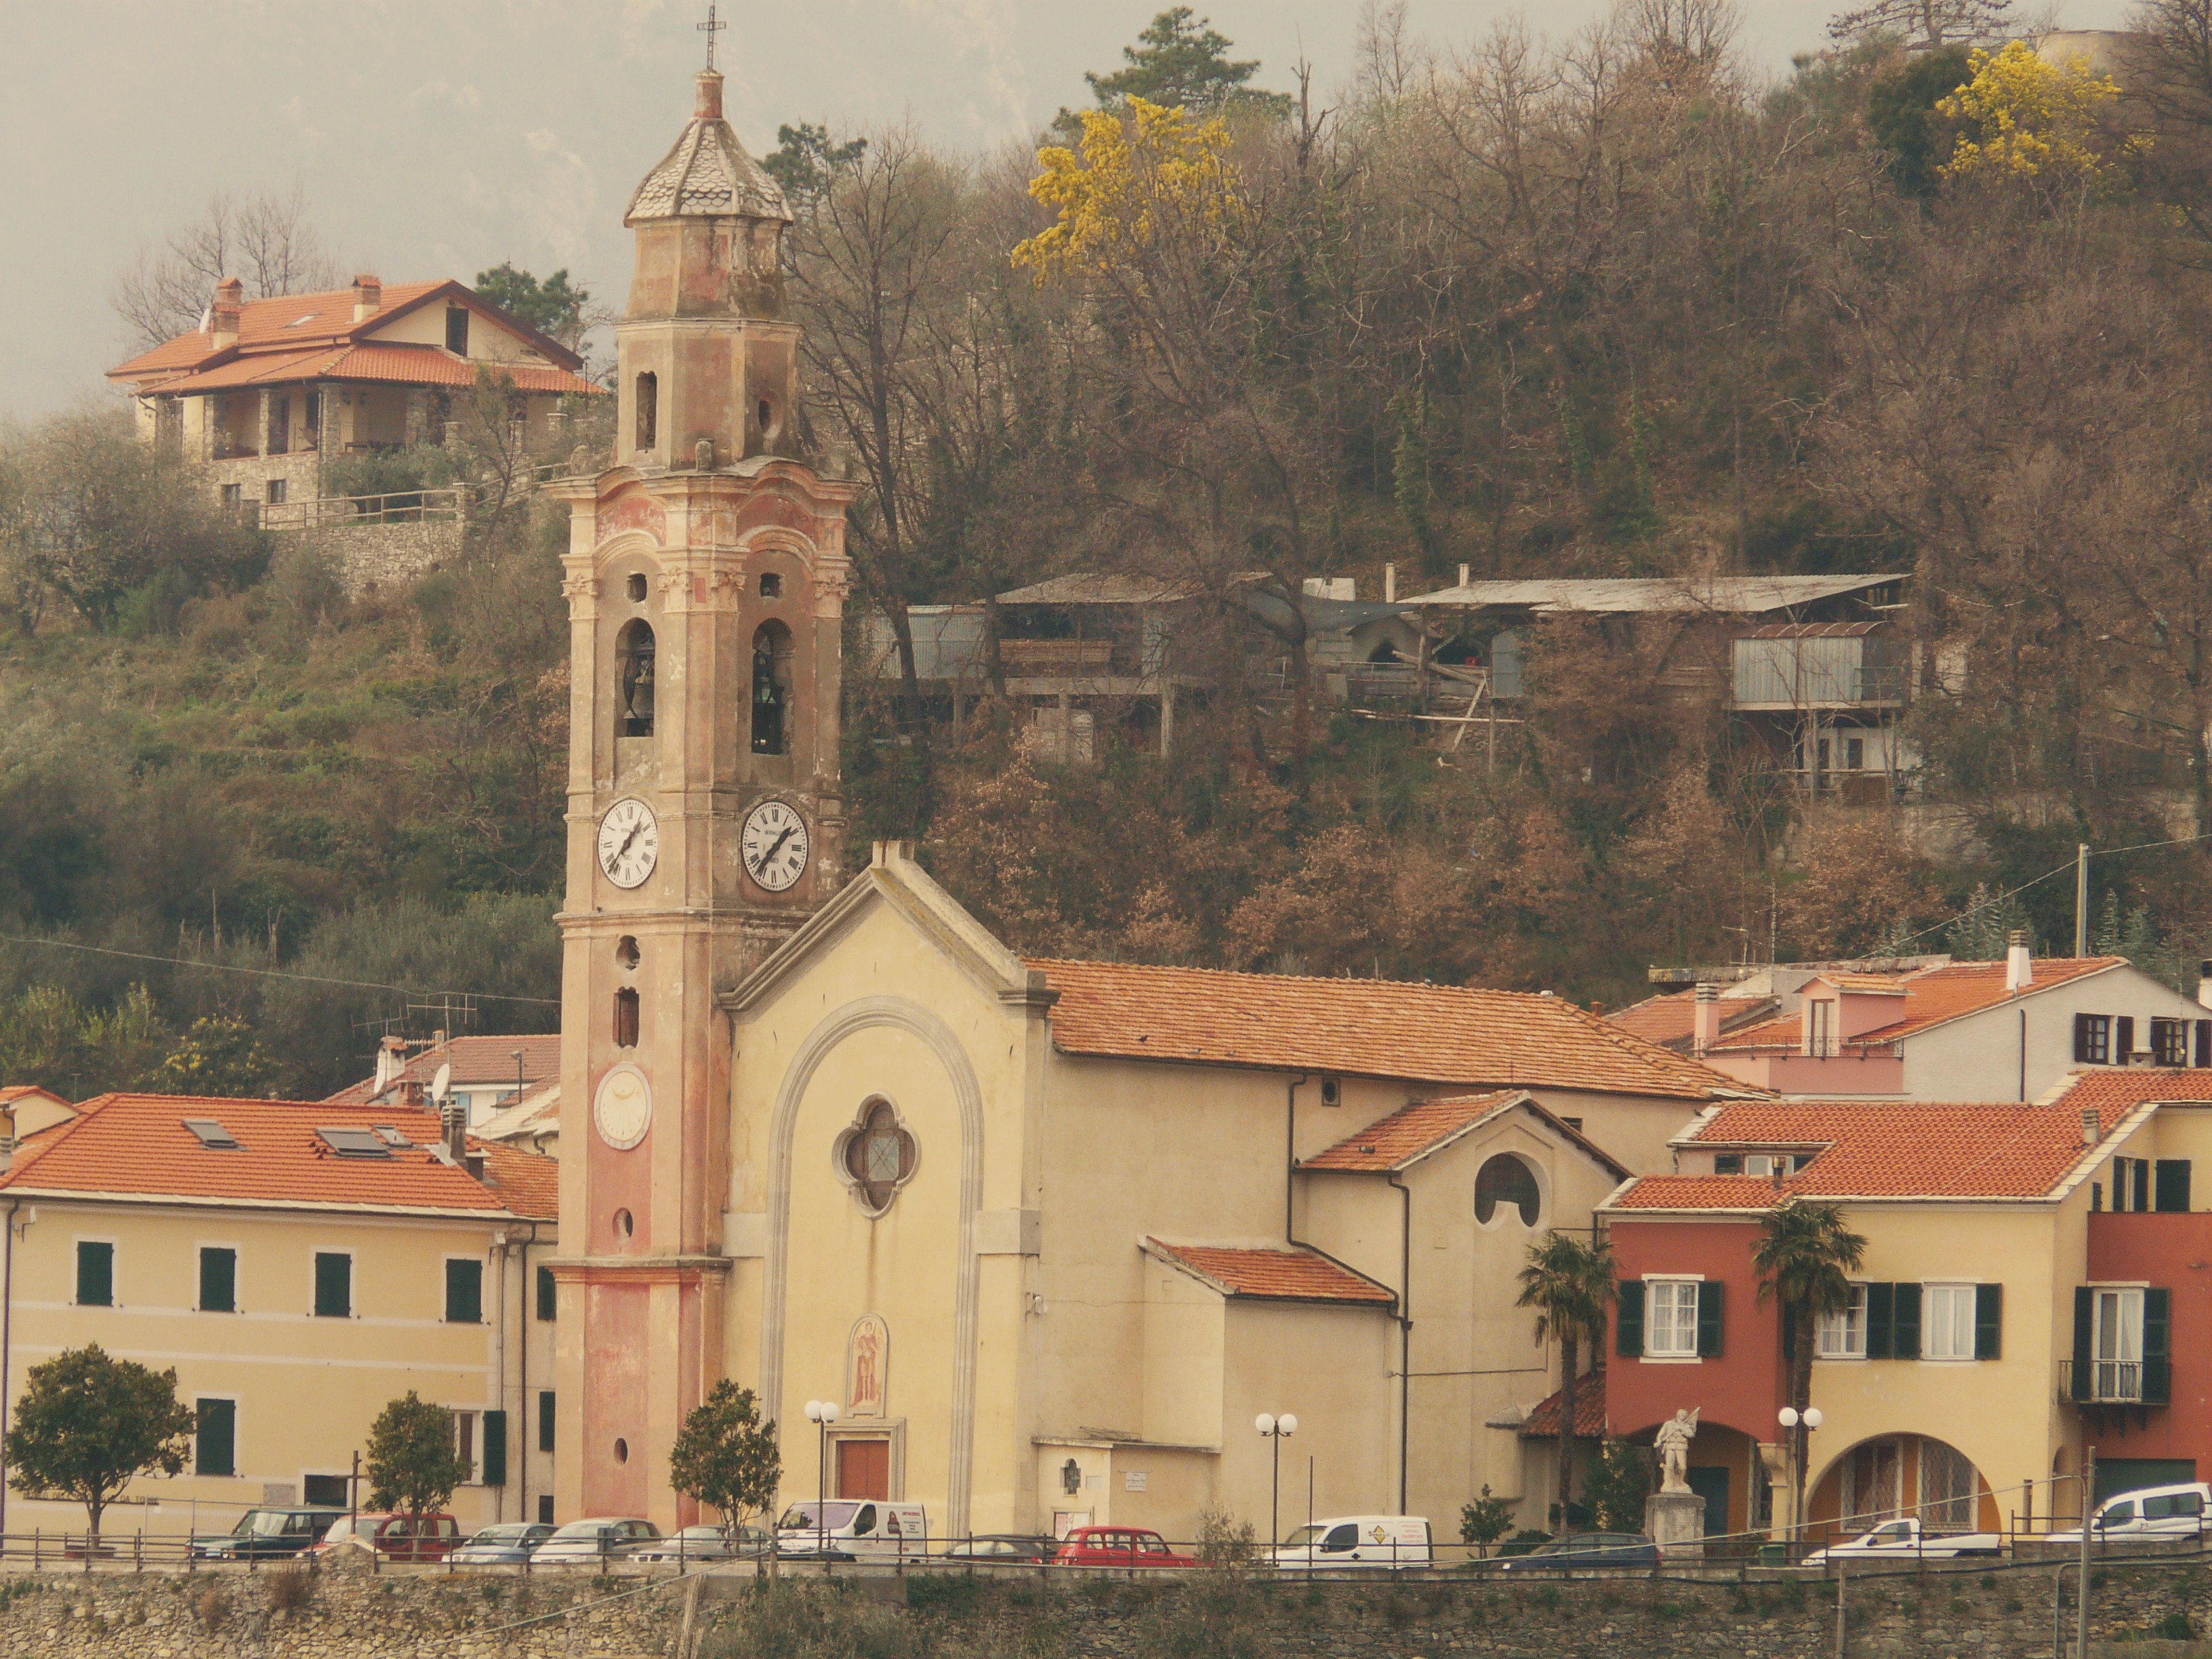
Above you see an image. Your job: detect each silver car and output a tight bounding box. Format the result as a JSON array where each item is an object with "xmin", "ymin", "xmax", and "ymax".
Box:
[
  {"xmin": 630, "ymin": 1523, "xmax": 770, "ymax": 1563},
  {"xmin": 531, "ymin": 1517, "xmax": 661, "ymax": 1565},
  {"xmin": 449, "ymin": 1522, "xmax": 554, "ymax": 1565}
]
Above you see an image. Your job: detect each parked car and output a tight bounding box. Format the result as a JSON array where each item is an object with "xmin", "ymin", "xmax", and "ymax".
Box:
[
  {"xmin": 310, "ymin": 1511, "xmax": 463, "ymax": 1563},
  {"xmin": 1270, "ymin": 1515, "xmax": 1433, "ymax": 1571},
  {"xmin": 1052, "ymin": 1526, "xmax": 1195, "ymax": 1568},
  {"xmin": 940, "ymin": 1534, "xmax": 1059, "ymax": 1563},
  {"xmin": 1496, "ymin": 1532, "xmax": 1660, "ymax": 1572},
  {"xmin": 630, "ymin": 1524, "xmax": 771, "ymax": 1563},
  {"xmin": 775, "ymin": 1500, "xmax": 929, "ymax": 1561},
  {"xmin": 532, "ymin": 1517, "xmax": 662, "ymax": 1565},
  {"xmin": 192, "ymin": 1507, "xmax": 344, "ymax": 1560},
  {"xmin": 447, "ymin": 1523, "xmax": 556, "ymax": 1565},
  {"xmin": 1803, "ymin": 1517, "xmax": 2002, "ymax": 1565},
  {"xmin": 2045, "ymin": 1483, "xmax": 2212, "ymax": 1545}
]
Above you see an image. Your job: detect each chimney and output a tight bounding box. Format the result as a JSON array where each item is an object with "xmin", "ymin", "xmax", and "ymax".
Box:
[
  {"xmin": 371, "ymin": 1036, "xmax": 407, "ymax": 1094},
  {"xmin": 2198, "ymin": 958, "xmax": 2212, "ymax": 1011},
  {"xmin": 2005, "ymin": 928, "xmax": 2033, "ymax": 993},
  {"xmin": 2082, "ymin": 1107, "xmax": 2100, "ymax": 1147},
  {"xmin": 352, "ymin": 273, "xmax": 383, "ymax": 322},
  {"xmin": 1693, "ymin": 983, "xmax": 1722, "ymax": 1058},
  {"xmin": 443, "ymin": 1099, "xmax": 468, "ymax": 1166},
  {"xmin": 210, "ymin": 277, "xmax": 243, "ymax": 347},
  {"xmin": 1385, "ymin": 562, "xmax": 1397, "ymax": 604},
  {"xmin": 1458, "ymin": 563, "xmax": 1471, "ymax": 589},
  {"xmin": 695, "ymin": 67, "xmax": 724, "ymax": 119}
]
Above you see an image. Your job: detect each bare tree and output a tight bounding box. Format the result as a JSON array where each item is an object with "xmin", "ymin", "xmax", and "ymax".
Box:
[
  {"xmin": 112, "ymin": 185, "xmax": 338, "ymax": 350},
  {"xmin": 1826, "ymin": 0, "xmax": 2014, "ymax": 48}
]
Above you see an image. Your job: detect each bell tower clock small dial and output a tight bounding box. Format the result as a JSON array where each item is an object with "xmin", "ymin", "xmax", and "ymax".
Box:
[
  {"xmin": 597, "ymin": 798, "xmax": 660, "ymax": 889},
  {"xmin": 740, "ymin": 799, "xmax": 810, "ymax": 893}
]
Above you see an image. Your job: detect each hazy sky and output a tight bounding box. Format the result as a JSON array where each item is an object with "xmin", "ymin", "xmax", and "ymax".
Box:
[{"xmin": 3, "ymin": 0, "xmax": 2132, "ymax": 416}]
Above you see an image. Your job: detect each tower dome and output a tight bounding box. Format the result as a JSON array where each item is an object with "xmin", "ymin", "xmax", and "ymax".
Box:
[{"xmin": 624, "ymin": 70, "xmax": 791, "ymax": 228}]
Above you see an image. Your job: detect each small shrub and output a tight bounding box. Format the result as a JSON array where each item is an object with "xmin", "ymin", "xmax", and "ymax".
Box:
[
  {"xmin": 2003, "ymin": 1598, "xmax": 2024, "ymax": 1614},
  {"xmin": 480, "ymin": 1580, "xmax": 504, "ymax": 1602},
  {"xmin": 266, "ymin": 1564, "xmax": 312, "ymax": 1612},
  {"xmin": 2160, "ymin": 1612, "xmax": 2194, "ymax": 1640},
  {"xmin": 905, "ymin": 1574, "xmax": 981, "ymax": 1617},
  {"xmin": 1980, "ymin": 1574, "xmax": 1998, "ymax": 1591},
  {"xmin": 2091, "ymin": 1570, "xmax": 2108, "ymax": 1591},
  {"xmin": 1536, "ymin": 1585, "xmax": 1561, "ymax": 1610},
  {"xmin": 1656, "ymin": 1601, "xmax": 1683, "ymax": 1619},
  {"xmin": 1382, "ymin": 1591, "xmax": 1416, "ymax": 1631},
  {"xmin": 193, "ymin": 1585, "xmax": 228, "ymax": 1631}
]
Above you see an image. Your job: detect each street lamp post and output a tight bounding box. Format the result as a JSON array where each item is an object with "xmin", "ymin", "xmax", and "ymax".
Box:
[
  {"xmin": 1256, "ymin": 1412, "xmax": 1298, "ymax": 1561},
  {"xmin": 804, "ymin": 1400, "xmax": 840, "ymax": 1557},
  {"xmin": 1777, "ymin": 1405, "xmax": 1822, "ymax": 1556}
]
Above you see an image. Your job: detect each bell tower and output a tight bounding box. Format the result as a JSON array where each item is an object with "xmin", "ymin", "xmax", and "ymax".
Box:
[{"xmin": 548, "ymin": 58, "xmax": 860, "ymax": 1525}]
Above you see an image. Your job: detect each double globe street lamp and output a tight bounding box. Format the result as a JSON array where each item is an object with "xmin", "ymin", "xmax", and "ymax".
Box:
[
  {"xmin": 1256, "ymin": 1412, "xmax": 1298, "ymax": 1561},
  {"xmin": 1777, "ymin": 1404, "xmax": 1823, "ymax": 1553},
  {"xmin": 804, "ymin": 1399, "xmax": 842, "ymax": 1556}
]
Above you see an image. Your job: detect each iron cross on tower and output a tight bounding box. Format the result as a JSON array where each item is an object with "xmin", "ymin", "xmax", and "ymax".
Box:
[{"xmin": 697, "ymin": 3, "xmax": 726, "ymax": 68}]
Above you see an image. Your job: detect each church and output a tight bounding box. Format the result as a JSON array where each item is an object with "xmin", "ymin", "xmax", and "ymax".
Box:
[{"xmin": 545, "ymin": 62, "xmax": 1752, "ymax": 1547}]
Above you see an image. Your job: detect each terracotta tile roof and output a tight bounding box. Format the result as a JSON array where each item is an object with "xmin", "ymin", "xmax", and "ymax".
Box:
[
  {"xmin": 0, "ymin": 1094, "xmax": 548, "ymax": 1218},
  {"xmin": 1303, "ymin": 1091, "xmax": 1524, "ymax": 1170},
  {"xmin": 1708, "ymin": 957, "xmax": 2127, "ymax": 1054},
  {"xmin": 327, "ymin": 1034, "xmax": 561, "ymax": 1107},
  {"xmin": 148, "ymin": 343, "xmax": 598, "ymax": 398},
  {"xmin": 1520, "ymin": 1368, "xmax": 1607, "ymax": 1439},
  {"xmin": 1606, "ymin": 1072, "xmax": 2211, "ymax": 1208},
  {"xmin": 1609, "ymin": 989, "xmax": 1779, "ymax": 1052},
  {"xmin": 1143, "ymin": 1238, "xmax": 1396, "ymax": 1305},
  {"xmin": 474, "ymin": 1141, "xmax": 558, "ymax": 1221},
  {"xmin": 1027, "ymin": 959, "xmax": 1749, "ymax": 1101}
]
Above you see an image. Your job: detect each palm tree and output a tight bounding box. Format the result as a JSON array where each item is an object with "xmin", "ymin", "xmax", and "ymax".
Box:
[
  {"xmin": 1517, "ymin": 1229, "xmax": 1614, "ymax": 1534},
  {"xmin": 1752, "ymin": 1199, "xmax": 1868, "ymax": 1539}
]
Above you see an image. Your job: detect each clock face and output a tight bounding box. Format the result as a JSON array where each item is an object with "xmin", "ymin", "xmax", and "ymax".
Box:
[
  {"xmin": 597, "ymin": 798, "xmax": 659, "ymax": 890},
  {"xmin": 741, "ymin": 799, "xmax": 810, "ymax": 893},
  {"xmin": 593, "ymin": 1064, "xmax": 653, "ymax": 1151}
]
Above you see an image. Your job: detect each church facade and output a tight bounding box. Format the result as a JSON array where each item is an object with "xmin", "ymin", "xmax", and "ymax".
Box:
[{"xmin": 548, "ymin": 66, "xmax": 1750, "ymax": 1545}]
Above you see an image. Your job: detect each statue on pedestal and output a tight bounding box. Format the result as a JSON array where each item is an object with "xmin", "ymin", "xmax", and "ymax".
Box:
[{"xmin": 1655, "ymin": 1407, "xmax": 1701, "ymax": 1494}]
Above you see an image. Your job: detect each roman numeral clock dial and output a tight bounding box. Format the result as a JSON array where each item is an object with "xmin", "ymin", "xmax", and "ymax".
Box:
[
  {"xmin": 741, "ymin": 799, "xmax": 810, "ymax": 893},
  {"xmin": 596, "ymin": 798, "xmax": 659, "ymax": 889}
]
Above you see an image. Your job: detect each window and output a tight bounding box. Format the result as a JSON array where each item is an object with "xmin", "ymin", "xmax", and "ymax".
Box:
[
  {"xmin": 196, "ymin": 1398, "xmax": 236, "ymax": 1477},
  {"xmin": 2154, "ymin": 1018, "xmax": 2190, "ymax": 1067},
  {"xmin": 539, "ymin": 1390, "xmax": 556, "ymax": 1453},
  {"xmin": 752, "ymin": 620, "xmax": 792, "ymax": 754},
  {"xmin": 303, "ymin": 1473, "xmax": 348, "ymax": 1508},
  {"xmin": 2093, "ymin": 1287, "xmax": 2145, "ymax": 1401},
  {"xmin": 317, "ymin": 1126, "xmax": 390, "ymax": 1159},
  {"xmin": 266, "ymin": 477, "xmax": 287, "ymax": 506},
  {"xmin": 453, "ymin": 1410, "xmax": 477, "ymax": 1483},
  {"xmin": 445, "ymin": 306, "xmax": 470, "ymax": 355},
  {"xmin": 314, "ymin": 1252, "xmax": 352, "ymax": 1318},
  {"xmin": 220, "ymin": 483, "xmax": 243, "ymax": 509},
  {"xmin": 1807, "ymin": 1000, "xmax": 1837, "ymax": 1059},
  {"xmin": 537, "ymin": 1265, "xmax": 556, "ymax": 1322},
  {"xmin": 1474, "ymin": 1155, "xmax": 1540, "ymax": 1225},
  {"xmin": 2076, "ymin": 1014, "xmax": 2113, "ymax": 1065},
  {"xmin": 759, "ymin": 573, "xmax": 783, "ymax": 598},
  {"xmin": 184, "ymin": 1119, "xmax": 241, "ymax": 1149},
  {"xmin": 199, "ymin": 1246, "xmax": 237, "ymax": 1313},
  {"xmin": 1645, "ymin": 1279, "xmax": 1702, "ymax": 1358},
  {"xmin": 1818, "ymin": 1284, "xmax": 1868, "ymax": 1358},
  {"xmin": 1920, "ymin": 1439, "xmax": 1978, "ymax": 1530},
  {"xmin": 613, "ymin": 987, "xmax": 639, "ymax": 1048},
  {"xmin": 843, "ymin": 1101, "xmax": 917, "ymax": 1214},
  {"xmin": 2117, "ymin": 1158, "xmax": 2152, "ymax": 1213},
  {"xmin": 2156, "ymin": 1160, "xmax": 2192, "ymax": 1213},
  {"xmin": 1844, "ymin": 736, "xmax": 1865, "ymax": 771},
  {"xmin": 75, "ymin": 1241, "xmax": 113, "ymax": 1307},
  {"xmin": 2118, "ymin": 1016, "xmax": 2137, "ymax": 1061},
  {"xmin": 538, "ymin": 1495, "xmax": 554, "ymax": 1525},
  {"xmin": 635, "ymin": 371, "xmax": 658, "ymax": 451},
  {"xmin": 617, "ymin": 619, "xmax": 656, "ymax": 738},
  {"xmin": 445, "ymin": 1258, "xmax": 484, "ymax": 1324},
  {"xmin": 1922, "ymin": 1284, "xmax": 1978, "ymax": 1360}
]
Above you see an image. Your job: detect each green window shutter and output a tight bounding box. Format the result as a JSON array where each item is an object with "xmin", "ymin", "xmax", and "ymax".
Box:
[
  {"xmin": 445, "ymin": 1259, "xmax": 483, "ymax": 1324},
  {"xmin": 1615, "ymin": 1281, "xmax": 1644, "ymax": 1357},
  {"xmin": 199, "ymin": 1248, "xmax": 236, "ymax": 1313},
  {"xmin": 537, "ymin": 1265, "xmax": 556, "ymax": 1322},
  {"xmin": 2072, "ymin": 1286, "xmax": 2094, "ymax": 1402},
  {"xmin": 1975, "ymin": 1284, "xmax": 2003, "ymax": 1360},
  {"xmin": 1696, "ymin": 1281, "xmax": 1725, "ymax": 1357},
  {"xmin": 2156, "ymin": 1161, "xmax": 2192, "ymax": 1214},
  {"xmin": 197, "ymin": 1398, "xmax": 236, "ymax": 1478},
  {"xmin": 539, "ymin": 1391, "xmax": 555, "ymax": 1453},
  {"xmin": 1866, "ymin": 1283, "xmax": 1895, "ymax": 1360},
  {"xmin": 2144, "ymin": 1288, "xmax": 2172, "ymax": 1405},
  {"xmin": 1891, "ymin": 1282, "xmax": 1922, "ymax": 1360},
  {"xmin": 75, "ymin": 1241, "xmax": 112, "ymax": 1308},
  {"xmin": 482, "ymin": 1410, "xmax": 508, "ymax": 1486},
  {"xmin": 2117, "ymin": 1017, "xmax": 2137, "ymax": 1063},
  {"xmin": 314, "ymin": 1252, "xmax": 351, "ymax": 1318}
]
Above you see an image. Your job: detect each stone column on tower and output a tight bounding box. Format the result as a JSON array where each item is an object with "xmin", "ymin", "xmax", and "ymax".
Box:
[{"xmin": 544, "ymin": 58, "xmax": 861, "ymax": 1528}]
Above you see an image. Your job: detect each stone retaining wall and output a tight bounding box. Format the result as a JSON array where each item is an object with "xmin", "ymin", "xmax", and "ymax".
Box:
[
  {"xmin": 3, "ymin": 1553, "xmax": 2211, "ymax": 1659},
  {"xmin": 305, "ymin": 520, "xmax": 463, "ymax": 596}
]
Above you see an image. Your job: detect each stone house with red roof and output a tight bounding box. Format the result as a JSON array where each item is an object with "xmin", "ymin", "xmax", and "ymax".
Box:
[
  {"xmin": 1597, "ymin": 1068, "xmax": 2212, "ymax": 1549},
  {"xmin": 0, "ymin": 1094, "xmax": 558, "ymax": 1539}
]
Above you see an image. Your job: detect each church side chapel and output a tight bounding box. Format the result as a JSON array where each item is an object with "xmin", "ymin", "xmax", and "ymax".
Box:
[{"xmin": 548, "ymin": 52, "xmax": 1753, "ymax": 1545}]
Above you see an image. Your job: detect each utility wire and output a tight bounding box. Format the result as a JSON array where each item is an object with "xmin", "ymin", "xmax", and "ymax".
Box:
[
  {"xmin": 1880, "ymin": 827, "xmax": 2212, "ymax": 955},
  {"xmin": 0, "ymin": 931, "xmax": 560, "ymax": 1007}
]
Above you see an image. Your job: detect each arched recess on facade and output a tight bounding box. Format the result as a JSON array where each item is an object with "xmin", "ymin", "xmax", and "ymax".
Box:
[
  {"xmin": 1612, "ymin": 1414, "xmax": 1777, "ymax": 1540},
  {"xmin": 1805, "ymin": 1432, "xmax": 1997, "ymax": 1542},
  {"xmin": 756, "ymin": 996, "xmax": 985, "ymax": 1538}
]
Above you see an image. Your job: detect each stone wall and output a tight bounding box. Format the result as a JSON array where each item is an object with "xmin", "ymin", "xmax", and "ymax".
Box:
[
  {"xmin": 304, "ymin": 520, "xmax": 464, "ymax": 598},
  {"xmin": 3, "ymin": 1553, "xmax": 2212, "ymax": 1659}
]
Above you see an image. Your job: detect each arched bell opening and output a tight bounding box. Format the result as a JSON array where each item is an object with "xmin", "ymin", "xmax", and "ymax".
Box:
[
  {"xmin": 617, "ymin": 619, "xmax": 657, "ymax": 739},
  {"xmin": 751, "ymin": 619, "xmax": 793, "ymax": 755}
]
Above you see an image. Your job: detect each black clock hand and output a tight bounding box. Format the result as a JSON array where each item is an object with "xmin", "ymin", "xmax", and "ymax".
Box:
[{"xmin": 756, "ymin": 823, "xmax": 798, "ymax": 867}]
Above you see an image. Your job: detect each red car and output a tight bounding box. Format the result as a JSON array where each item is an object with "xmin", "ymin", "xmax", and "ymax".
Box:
[
  {"xmin": 309, "ymin": 1511, "xmax": 462, "ymax": 1563},
  {"xmin": 1052, "ymin": 1526, "xmax": 1194, "ymax": 1568}
]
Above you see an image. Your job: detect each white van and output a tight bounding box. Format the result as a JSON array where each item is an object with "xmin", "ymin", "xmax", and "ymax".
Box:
[
  {"xmin": 776, "ymin": 1499, "xmax": 929, "ymax": 1561},
  {"xmin": 1271, "ymin": 1515, "xmax": 1433, "ymax": 1570},
  {"xmin": 2046, "ymin": 1482, "xmax": 2212, "ymax": 1544}
]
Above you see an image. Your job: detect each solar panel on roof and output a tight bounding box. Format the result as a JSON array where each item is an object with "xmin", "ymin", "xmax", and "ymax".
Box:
[
  {"xmin": 317, "ymin": 1127, "xmax": 391, "ymax": 1160},
  {"xmin": 182, "ymin": 1119, "xmax": 241, "ymax": 1150}
]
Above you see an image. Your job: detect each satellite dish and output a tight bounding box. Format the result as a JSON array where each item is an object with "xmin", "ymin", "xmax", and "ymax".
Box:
[{"xmin": 430, "ymin": 1063, "xmax": 453, "ymax": 1105}]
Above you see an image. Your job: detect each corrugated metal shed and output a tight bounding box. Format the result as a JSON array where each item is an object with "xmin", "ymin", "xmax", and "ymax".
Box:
[{"xmin": 1398, "ymin": 575, "xmax": 1903, "ymax": 614}]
